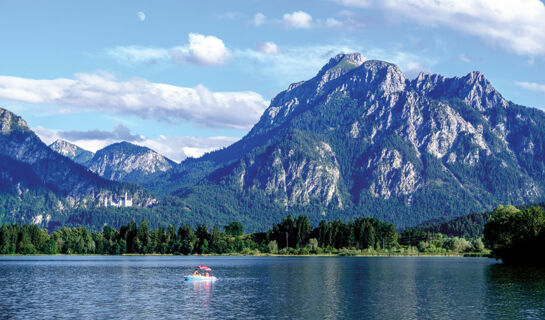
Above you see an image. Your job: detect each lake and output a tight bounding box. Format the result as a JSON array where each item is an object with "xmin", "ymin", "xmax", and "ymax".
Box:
[{"xmin": 1, "ymin": 256, "xmax": 544, "ymax": 319}]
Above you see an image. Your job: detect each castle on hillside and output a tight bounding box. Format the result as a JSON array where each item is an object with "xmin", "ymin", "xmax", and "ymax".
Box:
[{"xmin": 103, "ymin": 192, "xmax": 133, "ymax": 207}]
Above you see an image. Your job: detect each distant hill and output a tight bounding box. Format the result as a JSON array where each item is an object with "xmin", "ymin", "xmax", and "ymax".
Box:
[
  {"xmin": 86, "ymin": 141, "xmax": 176, "ymax": 184},
  {"xmin": 50, "ymin": 139, "xmax": 94, "ymax": 165},
  {"xmin": 49, "ymin": 140, "xmax": 176, "ymax": 184},
  {"xmin": 0, "ymin": 107, "xmax": 156, "ymax": 226}
]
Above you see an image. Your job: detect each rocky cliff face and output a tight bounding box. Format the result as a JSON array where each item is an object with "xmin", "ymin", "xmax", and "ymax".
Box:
[
  {"xmin": 87, "ymin": 142, "xmax": 175, "ymax": 183},
  {"xmin": 171, "ymin": 53, "xmax": 545, "ymax": 227},
  {"xmin": 49, "ymin": 139, "xmax": 94, "ymax": 165},
  {"xmin": 0, "ymin": 107, "xmax": 155, "ymax": 209}
]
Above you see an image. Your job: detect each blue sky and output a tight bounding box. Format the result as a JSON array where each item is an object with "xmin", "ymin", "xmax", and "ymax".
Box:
[{"xmin": 0, "ymin": 0, "xmax": 544, "ymax": 161}]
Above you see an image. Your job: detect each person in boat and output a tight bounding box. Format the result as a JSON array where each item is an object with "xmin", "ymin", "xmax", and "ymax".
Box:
[
  {"xmin": 192, "ymin": 269, "xmax": 201, "ymax": 276},
  {"xmin": 204, "ymin": 271, "xmax": 210, "ymax": 277}
]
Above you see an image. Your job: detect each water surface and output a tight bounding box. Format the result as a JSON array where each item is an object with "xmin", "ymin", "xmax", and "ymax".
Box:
[{"xmin": 1, "ymin": 256, "xmax": 544, "ymax": 319}]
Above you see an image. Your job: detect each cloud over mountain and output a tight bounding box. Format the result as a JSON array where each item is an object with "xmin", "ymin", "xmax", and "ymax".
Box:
[
  {"xmin": 380, "ymin": 0, "xmax": 545, "ymax": 57},
  {"xmin": 283, "ymin": 11, "xmax": 313, "ymax": 29},
  {"xmin": 0, "ymin": 73, "xmax": 268, "ymax": 130},
  {"xmin": 107, "ymin": 33, "xmax": 231, "ymax": 66}
]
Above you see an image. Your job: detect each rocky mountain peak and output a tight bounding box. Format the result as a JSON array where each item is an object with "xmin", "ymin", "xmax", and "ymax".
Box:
[
  {"xmin": 87, "ymin": 141, "xmax": 175, "ymax": 183},
  {"xmin": 410, "ymin": 70, "xmax": 508, "ymax": 111},
  {"xmin": 317, "ymin": 53, "xmax": 366, "ymax": 76},
  {"xmin": 50, "ymin": 139, "xmax": 80, "ymax": 156},
  {"xmin": 49, "ymin": 139, "xmax": 94, "ymax": 165},
  {"xmin": 0, "ymin": 107, "xmax": 30, "ymax": 134},
  {"xmin": 315, "ymin": 53, "xmax": 366, "ymax": 89},
  {"xmin": 356, "ymin": 60, "xmax": 407, "ymax": 95}
]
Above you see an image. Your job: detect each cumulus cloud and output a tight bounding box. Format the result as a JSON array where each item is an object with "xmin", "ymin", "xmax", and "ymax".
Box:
[
  {"xmin": 107, "ymin": 33, "xmax": 230, "ymax": 66},
  {"xmin": 136, "ymin": 11, "xmax": 146, "ymax": 21},
  {"xmin": 0, "ymin": 73, "xmax": 268, "ymax": 130},
  {"xmin": 34, "ymin": 126, "xmax": 238, "ymax": 162},
  {"xmin": 516, "ymin": 81, "xmax": 545, "ymax": 94},
  {"xmin": 283, "ymin": 11, "xmax": 313, "ymax": 29},
  {"xmin": 380, "ymin": 0, "xmax": 545, "ymax": 57},
  {"xmin": 255, "ymin": 42, "xmax": 279, "ymax": 55},
  {"xmin": 186, "ymin": 33, "xmax": 231, "ymax": 65},
  {"xmin": 253, "ymin": 13, "xmax": 266, "ymax": 26}
]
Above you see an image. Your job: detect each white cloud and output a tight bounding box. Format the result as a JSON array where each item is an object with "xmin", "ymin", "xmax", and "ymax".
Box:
[
  {"xmin": 140, "ymin": 135, "xmax": 238, "ymax": 161},
  {"xmin": 106, "ymin": 46, "xmax": 169, "ymax": 64},
  {"xmin": 237, "ymin": 44, "xmax": 434, "ymax": 85},
  {"xmin": 402, "ymin": 61, "xmax": 432, "ymax": 79},
  {"xmin": 516, "ymin": 81, "xmax": 545, "ymax": 94},
  {"xmin": 325, "ymin": 18, "xmax": 343, "ymax": 28},
  {"xmin": 186, "ymin": 33, "xmax": 231, "ymax": 65},
  {"xmin": 332, "ymin": 0, "xmax": 370, "ymax": 8},
  {"xmin": 381, "ymin": 0, "xmax": 545, "ymax": 57},
  {"xmin": 253, "ymin": 13, "xmax": 266, "ymax": 26},
  {"xmin": 0, "ymin": 73, "xmax": 268, "ymax": 130},
  {"xmin": 283, "ymin": 11, "xmax": 313, "ymax": 29},
  {"xmin": 255, "ymin": 42, "xmax": 279, "ymax": 55},
  {"xmin": 325, "ymin": 11, "xmax": 365, "ymax": 30},
  {"xmin": 136, "ymin": 11, "xmax": 146, "ymax": 22},
  {"xmin": 458, "ymin": 53, "xmax": 473, "ymax": 63},
  {"xmin": 34, "ymin": 126, "xmax": 238, "ymax": 162},
  {"xmin": 107, "ymin": 33, "xmax": 230, "ymax": 66}
]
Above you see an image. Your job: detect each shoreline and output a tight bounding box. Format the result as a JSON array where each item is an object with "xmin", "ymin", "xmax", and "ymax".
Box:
[{"xmin": 0, "ymin": 252, "xmax": 491, "ymax": 258}]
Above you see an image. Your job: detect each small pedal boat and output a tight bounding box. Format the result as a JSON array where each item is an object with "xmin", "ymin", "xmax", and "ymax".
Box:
[
  {"xmin": 185, "ymin": 265, "xmax": 217, "ymax": 281},
  {"xmin": 184, "ymin": 275, "xmax": 217, "ymax": 281}
]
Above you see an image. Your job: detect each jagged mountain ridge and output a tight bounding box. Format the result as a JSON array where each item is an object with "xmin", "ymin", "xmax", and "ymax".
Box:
[
  {"xmin": 49, "ymin": 139, "xmax": 94, "ymax": 165},
  {"xmin": 0, "ymin": 108, "xmax": 156, "ymax": 216},
  {"xmin": 48, "ymin": 139, "xmax": 176, "ymax": 184},
  {"xmin": 163, "ymin": 53, "xmax": 545, "ymax": 228},
  {"xmin": 86, "ymin": 141, "xmax": 176, "ymax": 183}
]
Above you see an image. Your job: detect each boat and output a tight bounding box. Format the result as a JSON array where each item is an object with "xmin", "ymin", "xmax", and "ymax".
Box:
[
  {"xmin": 184, "ymin": 275, "xmax": 217, "ymax": 281},
  {"xmin": 185, "ymin": 265, "xmax": 217, "ymax": 281}
]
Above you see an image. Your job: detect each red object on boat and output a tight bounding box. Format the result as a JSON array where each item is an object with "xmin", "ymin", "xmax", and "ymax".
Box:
[{"xmin": 197, "ymin": 265, "xmax": 212, "ymax": 271}]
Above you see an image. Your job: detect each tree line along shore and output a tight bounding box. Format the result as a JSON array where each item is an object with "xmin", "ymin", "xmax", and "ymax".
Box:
[
  {"xmin": 0, "ymin": 215, "xmax": 486, "ymax": 257},
  {"xmin": 1, "ymin": 205, "xmax": 544, "ymax": 265}
]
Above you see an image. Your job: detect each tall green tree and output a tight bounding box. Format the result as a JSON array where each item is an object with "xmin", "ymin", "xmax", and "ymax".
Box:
[
  {"xmin": 136, "ymin": 220, "xmax": 150, "ymax": 253},
  {"xmin": 224, "ymin": 222, "xmax": 244, "ymax": 236}
]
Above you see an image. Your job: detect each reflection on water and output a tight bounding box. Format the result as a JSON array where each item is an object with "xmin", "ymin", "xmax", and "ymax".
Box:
[
  {"xmin": 0, "ymin": 256, "xmax": 544, "ymax": 319},
  {"xmin": 485, "ymin": 264, "xmax": 545, "ymax": 319},
  {"xmin": 191, "ymin": 280, "xmax": 213, "ymax": 314}
]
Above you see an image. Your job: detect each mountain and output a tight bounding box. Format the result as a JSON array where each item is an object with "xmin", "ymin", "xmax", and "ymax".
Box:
[
  {"xmin": 49, "ymin": 139, "xmax": 94, "ymax": 165},
  {"xmin": 0, "ymin": 108, "xmax": 156, "ymax": 225},
  {"xmin": 86, "ymin": 142, "xmax": 176, "ymax": 184},
  {"xmin": 155, "ymin": 53, "xmax": 545, "ymax": 229}
]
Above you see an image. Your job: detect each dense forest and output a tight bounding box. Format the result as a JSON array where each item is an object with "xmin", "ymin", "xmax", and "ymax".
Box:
[
  {"xmin": 0, "ymin": 215, "xmax": 485, "ymax": 256},
  {"xmin": 410, "ymin": 202, "xmax": 545, "ymax": 239},
  {"xmin": 483, "ymin": 205, "xmax": 545, "ymax": 265},
  {"xmin": 412, "ymin": 212, "xmax": 490, "ymax": 237}
]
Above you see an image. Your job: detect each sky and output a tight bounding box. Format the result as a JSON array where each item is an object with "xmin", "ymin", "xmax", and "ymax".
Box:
[{"xmin": 0, "ymin": 0, "xmax": 544, "ymax": 162}]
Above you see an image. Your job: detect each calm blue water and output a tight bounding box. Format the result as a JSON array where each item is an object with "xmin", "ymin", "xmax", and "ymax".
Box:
[{"xmin": 0, "ymin": 256, "xmax": 544, "ymax": 319}]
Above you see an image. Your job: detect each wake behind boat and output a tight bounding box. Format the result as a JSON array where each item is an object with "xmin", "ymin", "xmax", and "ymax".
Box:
[{"xmin": 185, "ymin": 265, "xmax": 217, "ymax": 281}]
